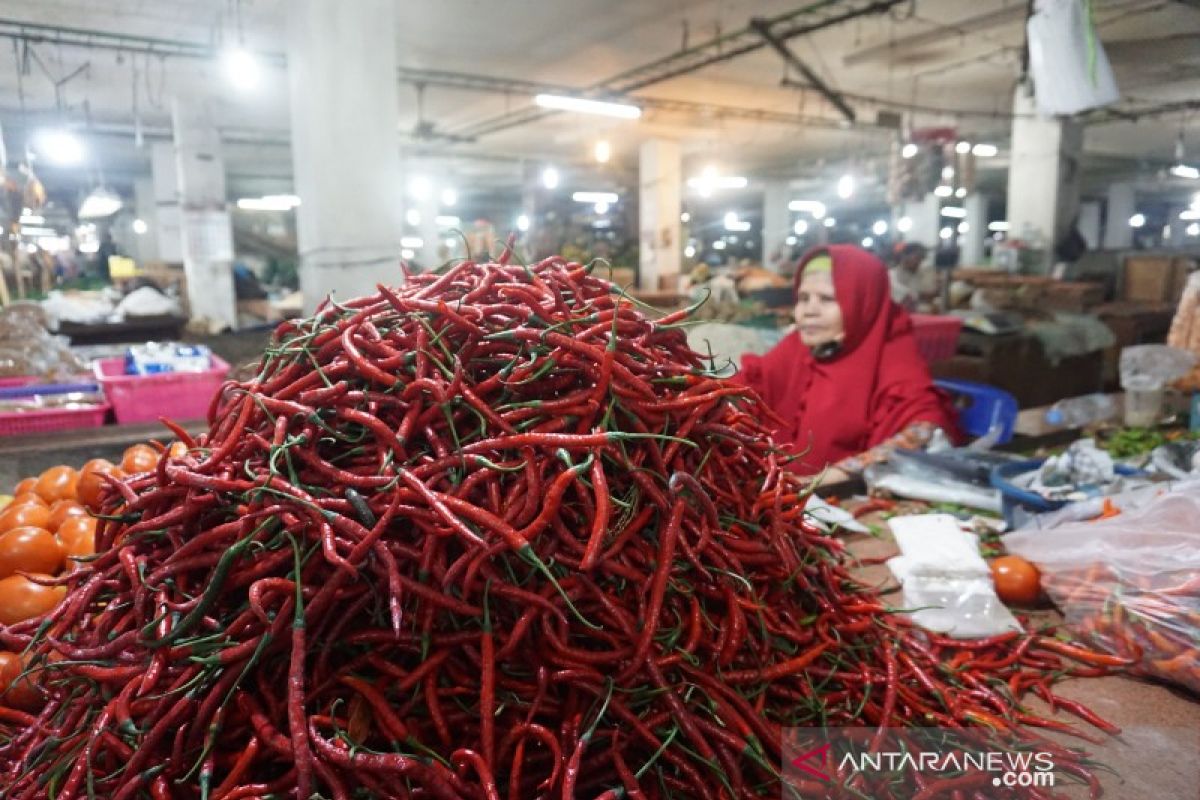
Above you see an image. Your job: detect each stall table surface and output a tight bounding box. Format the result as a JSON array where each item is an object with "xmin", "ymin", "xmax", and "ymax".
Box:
[{"xmin": 843, "ymin": 500, "xmax": 1200, "ymax": 799}]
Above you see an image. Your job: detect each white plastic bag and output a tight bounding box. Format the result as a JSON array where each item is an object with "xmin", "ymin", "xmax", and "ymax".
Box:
[
  {"xmin": 1027, "ymin": 0, "xmax": 1120, "ymax": 116},
  {"xmin": 1006, "ymin": 483, "xmax": 1200, "ymax": 693}
]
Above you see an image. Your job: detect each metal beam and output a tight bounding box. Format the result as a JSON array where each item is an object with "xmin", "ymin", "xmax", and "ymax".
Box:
[
  {"xmin": 450, "ymin": 0, "xmax": 905, "ymax": 139},
  {"xmin": 841, "ymin": 5, "xmax": 1028, "ymax": 67},
  {"xmin": 748, "ymin": 17, "xmax": 855, "ymax": 123}
]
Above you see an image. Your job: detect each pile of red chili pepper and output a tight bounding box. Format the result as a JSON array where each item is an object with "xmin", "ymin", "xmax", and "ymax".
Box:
[{"xmin": 0, "ymin": 256, "xmax": 1126, "ymax": 799}]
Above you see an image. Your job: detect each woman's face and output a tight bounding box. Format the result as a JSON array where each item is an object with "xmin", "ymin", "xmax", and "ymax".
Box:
[{"xmin": 794, "ymin": 269, "xmax": 844, "ymax": 350}]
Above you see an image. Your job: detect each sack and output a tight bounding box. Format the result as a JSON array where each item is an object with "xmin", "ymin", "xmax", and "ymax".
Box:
[{"xmin": 1027, "ymin": 0, "xmax": 1120, "ymax": 116}]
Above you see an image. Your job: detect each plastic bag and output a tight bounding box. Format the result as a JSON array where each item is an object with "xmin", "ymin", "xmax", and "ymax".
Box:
[
  {"xmin": 1027, "ymin": 0, "xmax": 1120, "ymax": 116},
  {"xmin": 1005, "ymin": 484, "xmax": 1200, "ymax": 693},
  {"xmin": 1119, "ymin": 344, "xmax": 1197, "ymax": 391}
]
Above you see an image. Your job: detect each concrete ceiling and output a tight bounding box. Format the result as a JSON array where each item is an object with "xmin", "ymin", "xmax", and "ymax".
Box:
[{"xmin": 1, "ymin": 0, "xmax": 1199, "ymax": 212}]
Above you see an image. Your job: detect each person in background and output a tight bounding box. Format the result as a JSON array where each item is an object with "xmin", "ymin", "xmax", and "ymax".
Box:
[
  {"xmin": 889, "ymin": 242, "xmax": 933, "ymax": 311},
  {"xmin": 739, "ymin": 245, "xmax": 959, "ymax": 482},
  {"xmin": 95, "ymin": 232, "xmax": 118, "ymax": 283}
]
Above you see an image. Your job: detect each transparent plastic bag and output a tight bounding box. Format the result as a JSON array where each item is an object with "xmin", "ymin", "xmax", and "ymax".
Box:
[
  {"xmin": 1119, "ymin": 344, "xmax": 1196, "ymax": 391},
  {"xmin": 1006, "ymin": 486, "xmax": 1200, "ymax": 693}
]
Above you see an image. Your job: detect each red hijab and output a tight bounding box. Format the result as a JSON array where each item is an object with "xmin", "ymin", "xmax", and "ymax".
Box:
[{"xmin": 740, "ymin": 245, "xmax": 957, "ymax": 474}]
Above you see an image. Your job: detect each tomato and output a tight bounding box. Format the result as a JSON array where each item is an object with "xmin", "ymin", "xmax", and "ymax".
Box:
[
  {"xmin": 0, "ymin": 526, "xmax": 65, "ymax": 579},
  {"xmin": 990, "ymin": 555, "xmax": 1041, "ymax": 607},
  {"xmin": 46, "ymin": 500, "xmax": 86, "ymax": 532},
  {"xmin": 0, "ymin": 502, "xmax": 51, "ymax": 534},
  {"xmin": 77, "ymin": 459, "xmax": 125, "ymax": 512},
  {"xmin": 12, "ymin": 478, "xmax": 36, "ymax": 496},
  {"xmin": 0, "ymin": 575, "xmax": 65, "ymax": 625},
  {"xmin": 167, "ymin": 441, "xmax": 189, "ymax": 460},
  {"xmin": 121, "ymin": 444, "xmax": 159, "ymax": 475},
  {"xmin": 10, "ymin": 492, "xmax": 47, "ymax": 509},
  {"xmin": 57, "ymin": 516, "xmax": 97, "ymax": 566},
  {"xmin": 0, "ymin": 651, "xmax": 41, "ymax": 710},
  {"xmin": 34, "ymin": 466, "xmax": 78, "ymax": 504}
]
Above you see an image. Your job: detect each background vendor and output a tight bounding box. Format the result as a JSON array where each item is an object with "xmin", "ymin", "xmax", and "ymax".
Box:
[{"xmin": 739, "ymin": 245, "xmax": 959, "ymax": 482}]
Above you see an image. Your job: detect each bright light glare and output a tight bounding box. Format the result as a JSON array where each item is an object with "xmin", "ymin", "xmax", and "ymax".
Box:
[
  {"xmin": 409, "ymin": 177, "xmax": 432, "ymax": 201},
  {"xmin": 516, "ymin": 214, "xmax": 531, "ymax": 232},
  {"xmin": 222, "ymin": 49, "xmax": 260, "ymax": 92},
  {"xmin": 594, "ymin": 201, "xmax": 610, "ymax": 214},
  {"xmin": 1188, "ymin": 223, "xmax": 1200, "ymax": 236},
  {"xmin": 440, "ymin": 188, "xmax": 457, "ymax": 206},
  {"xmin": 939, "ymin": 227, "xmax": 954, "ymax": 240},
  {"xmin": 684, "ymin": 245, "xmax": 696, "ymax": 258},
  {"xmin": 793, "ymin": 220, "xmax": 808, "ymax": 235},
  {"xmin": 941, "ymin": 206, "xmax": 967, "ymax": 219},
  {"xmin": 1170, "ymin": 164, "xmax": 1200, "ymax": 180},
  {"xmin": 836, "ymin": 174, "xmax": 854, "ymax": 199},
  {"xmin": 401, "ymin": 249, "xmax": 415, "ymax": 260},
  {"xmin": 861, "ymin": 237, "xmax": 874, "ymax": 248},
  {"xmin": 958, "ymin": 221, "xmax": 970, "ymax": 234},
  {"xmin": 872, "ymin": 220, "xmax": 888, "ymax": 236},
  {"xmin": 680, "ymin": 212, "xmax": 691, "ymax": 223},
  {"xmin": 594, "ymin": 140, "xmax": 611, "ymax": 163},
  {"xmin": 824, "ymin": 217, "xmax": 836, "ymax": 227},
  {"xmin": 79, "ymin": 189, "xmax": 123, "ymax": 219},
  {"xmin": 541, "ymin": 167, "xmax": 559, "ymax": 190},
  {"xmin": 972, "ymin": 143, "xmax": 998, "ymax": 157},
  {"xmin": 572, "ymin": 191, "xmax": 618, "ymax": 204},
  {"xmin": 934, "ymin": 185, "xmax": 953, "ymax": 198},
  {"xmin": 712, "ymin": 240, "xmax": 727, "ymax": 250},
  {"xmin": 19, "ymin": 214, "xmax": 45, "ymax": 225},
  {"xmin": 436, "ymin": 215, "xmax": 461, "ymax": 227},
  {"xmin": 988, "ymin": 221, "xmax": 1010, "ymax": 232},
  {"xmin": 1129, "ymin": 213, "xmax": 1146, "ymax": 228},
  {"xmin": 534, "ymin": 94, "xmax": 641, "ymax": 119},
  {"xmin": 955, "ymin": 141, "xmax": 971, "ymax": 154},
  {"xmin": 405, "ymin": 209, "xmax": 421, "ymax": 226},
  {"xmin": 788, "ymin": 200, "xmax": 826, "ymax": 218},
  {"xmin": 955, "ymin": 187, "xmax": 967, "ymax": 198},
  {"xmin": 896, "ymin": 216, "xmax": 913, "ymax": 233},
  {"xmin": 132, "ymin": 218, "xmax": 148, "ymax": 235},
  {"xmin": 400, "ymin": 237, "xmax": 424, "ymax": 249},
  {"xmin": 785, "ymin": 235, "xmax": 797, "ymax": 245},
  {"xmin": 901, "ymin": 143, "xmax": 918, "ymax": 159},
  {"xmin": 34, "ymin": 129, "xmax": 85, "ymax": 166}
]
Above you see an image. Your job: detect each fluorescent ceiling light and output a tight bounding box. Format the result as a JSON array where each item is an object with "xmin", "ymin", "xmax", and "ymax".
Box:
[
  {"xmin": 593, "ymin": 219, "xmax": 612, "ymax": 228},
  {"xmin": 712, "ymin": 240, "xmax": 727, "ymax": 250},
  {"xmin": 687, "ymin": 176, "xmax": 748, "ymax": 191},
  {"xmin": 941, "ymin": 206, "xmax": 967, "ymax": 218},
  {"xmin": 988, "ymin": 221, "xmax": 1010, "ymax": 232},
  {"xmin": 836, "ymin": 175, "xmax": 854, "ymax": 199},
  {"xmin": 862, "ymin": 236, "xmax": 874, "ymax": 247},
  {"xmin": 436, "ymin": 215, "xmax": 462, "ymax": 227},
  {"xmin": 409, "ymin": 177, "xmax": 431, "ymax": 200},
  {"xmin": 237, "ymin": 196, "xmax": 298, "ymax": 212},
  {"xmin": 1179, "ymin": 209, "xmax": 1200, "ymax": 221},
  {"xmin": 793, "ymin": 219, "xmax": 808, "ymax": 235},
  {"xmin": 958, "ymin": 221, "xmax": 970, "ymax": 233},
  {"xmin": 78, "ymin": 189, "xmax": 123, "ymax": 219},
  {"xmin": 684, "ymin": 245, "xmax": 696, "ymax": 258},
  {"xmin": 401, "ymin": 248, "xmax": 415, "ymax": 260},
  {"xmin": 594, "ymin": 201, "xmax": 610, "ymax": 214},
  {"xmin": 901, "ymin": 143, "xmax": 918, "ymax": 159},
  {"xmin": 785, "ymin": 235, "xmax": 797, "ymax": 245},
  {"xmin": 534, "ymin": 93, "xmax": 641, "ymax": 119},
  {"xmin": 1188, "ymin": 223, "xmax": 1200, "ymax": 236},
  {"xmin": 594, "ymin": 140, "xmax": 611, "ymax": 163},
  {"xmin": 516, "ymin": 214, "xmax": 530, "ymax": 232},
  {"xmin": 572, "ymin": 191, "xmax": 618, "ymax": 204},
  {"xmin": 934, "ymin": 185, "xmax": 953, "ymax": 198},
  {"xmin": 954, "ymin": 187, "xmax": 967, "ymax": 198},
  {"xmin": 541, "ymin": 167, "xmax": 559, "ymax": 190},
  {"xmin": 680, "ymin": 212, "xmax": 691, "ymax": 223},
  {"xmin": 132, "ymin": 218, "xmax": 148, "ymax": 235},
  {"xmin": 440, "ymin": 188, "xmax": 457, "ymax": 206},
  {"xmin": 34, "ymin": 129, "xmax": 85, "ymax": 166},
  {"xmin": 823, "ymin": 217, "xmax": 836, "ymax": 227},
  {"xmin": 939, "ymin": 227, "xmax": 953, "ymax": 240},
  {"xmin": 1129, "ymin": 213, "xmax": 1146, "ymax": 228},
  {"xmin": 955, "ymin": 141, "xmax": 971, "ymax": 154},
  {"xmin": 972, "ymin": 143, "xmax": 998, "ymax": 157},
  {"xmin": 872, "ymin": 220, "xmax": 888, "ymax": 236},
  {"xmin": 444, "ymin": 237, "xmax": 457, "ymax": 248},
  {"xmin": 222, "ymin": 48, "xmax": 260, "ymax": 92},
  {"xmin": 788, "ymin": 200, "xmax": 827, "ymax": 217},
  {"xmin": 19, "ymin": 226, "xmax": 58, "ymax": 237},
  {"xmin": 896, "ymin": 216, "xmax": 913, "ymax": 233},
  {"xmin": 1170, "ymin": 164, "xmax": 1200, "ymax": 180},
  {"xmin": 19, "ymin": 214, "xmax": 44, "ymax": 225},
  {"xmin": 941, "ymin": 166, "xmax": 955, "ymax": 180},
  {"xmin": 400, "ymin": 236, "xmax": 424, "ymax": 248}
]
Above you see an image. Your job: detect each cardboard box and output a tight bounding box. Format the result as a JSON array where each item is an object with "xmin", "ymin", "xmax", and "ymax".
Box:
[
  {"xmin": 1042, "ymin": 281, "xmax": 1106, "ymax": 312},
  {"xmin": 1122, "ymin": 256, "xmax": 1192, "ymax": 303}
]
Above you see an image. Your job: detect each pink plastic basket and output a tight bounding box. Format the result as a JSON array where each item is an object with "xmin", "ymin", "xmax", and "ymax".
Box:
[
  {"xmin": 0, "ymin": 376, "xmax": 38, "ymax": 389},
  {"xmin": 910, "ymin": 314, "xmax": 964, "ymax": 363},
  {"xmin": 93, "ymin": 357, "xmax": 231, "ymax": 424},
  {"xmin": 0, "ymin": 403, "xmax": 110, "ymax": 436}
]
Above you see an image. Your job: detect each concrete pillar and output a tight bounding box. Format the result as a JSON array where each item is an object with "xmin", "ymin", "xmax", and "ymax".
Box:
[
  {"xmin": 417, "ymin": 189, "xmax": 440, "ymax": 270},
  {"xmin": 761, "ymin": 181, "xmax": 790, "ymax": 272},
  {"xmin": 151, "ymin": 142, "xmax": 183, "ymax": 264},
  {"xmin": 172, "ymin": 96, "xmax": 237, "ymax": 331},
  {"xmin": 1006, "ymin": 84, "xmax": 1083, "ymax": 272},
  {"xmin": 900, "ymin": 193, "xmax": 941, "ymax": 249},
  {"xmin": 1077, "ymin": 201, "xmax": 1101, "ymax": 250},
  {"xmin": 288, "ymin": 0, "xmax": 403, "ymax": 312},
  {"xmin": 638, "ymin": 139, "xmax": 682, "ymax": 291},
  {"xmin": 1102, "ymin": 182, "xmax": 1135, "ymax": 249},
  {"xmin": 131, "ymin": 176, "xmax": 160, "ymax": 265},
  {"xmin": 962, "ymin": 194, "xmax": 987, "ymax": 266}
]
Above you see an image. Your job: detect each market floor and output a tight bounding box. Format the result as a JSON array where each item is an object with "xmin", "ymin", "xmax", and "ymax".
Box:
[{"xmin": 843, "ymin": 522, "xmax": 1200, "ymax": 800}]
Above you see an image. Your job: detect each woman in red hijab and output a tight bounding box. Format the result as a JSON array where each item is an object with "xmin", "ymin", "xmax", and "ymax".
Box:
[{"xmin": 740, "ymin": 245, "xmax": 958, "ymax": 479}]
